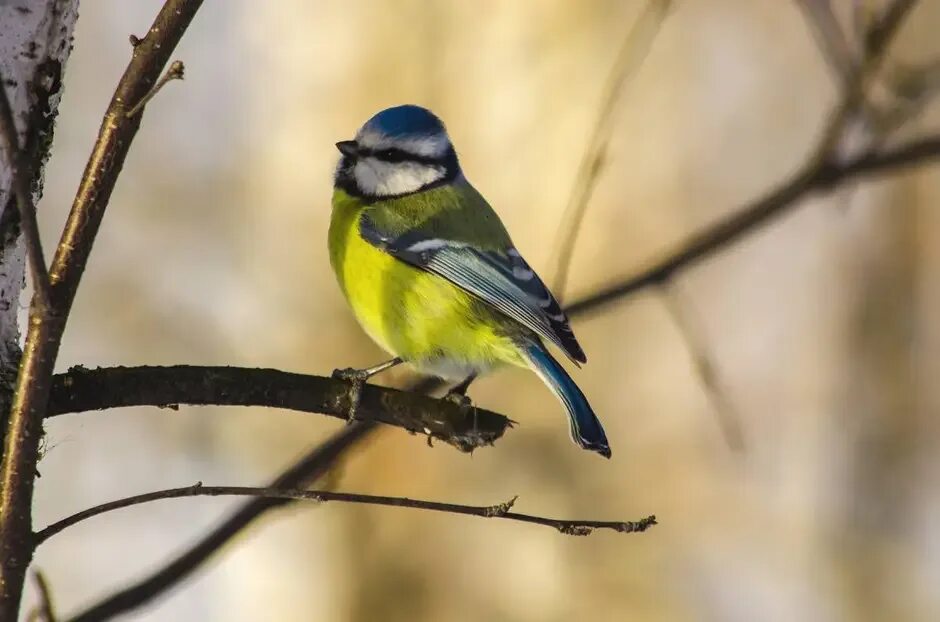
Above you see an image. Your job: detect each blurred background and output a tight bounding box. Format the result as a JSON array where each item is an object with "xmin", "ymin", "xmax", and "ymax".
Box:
[{"xmin": 20, "ymin": 0, "xmax": 940, "ymax": 620}]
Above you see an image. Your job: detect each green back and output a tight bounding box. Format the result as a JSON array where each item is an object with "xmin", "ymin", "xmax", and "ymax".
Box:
[{"xmin": 365, "ymin": 177, "xmax": 513, "ymax": 251}]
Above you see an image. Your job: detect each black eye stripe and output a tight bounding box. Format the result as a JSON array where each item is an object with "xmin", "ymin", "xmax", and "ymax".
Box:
[{"xmin": 359, "ymin": 146, "xmax": 445, "ymax": 166}]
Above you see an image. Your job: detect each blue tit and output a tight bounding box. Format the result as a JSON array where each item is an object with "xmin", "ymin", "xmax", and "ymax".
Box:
[{"xmin": 328, "ymin": 104, "xmax": 610, "ymax": 457}]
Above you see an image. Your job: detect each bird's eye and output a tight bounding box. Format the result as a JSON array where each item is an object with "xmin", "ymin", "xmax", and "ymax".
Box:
[{"xmin": 378, "ymin": 149, "xmax": 398, "ymax": 159}]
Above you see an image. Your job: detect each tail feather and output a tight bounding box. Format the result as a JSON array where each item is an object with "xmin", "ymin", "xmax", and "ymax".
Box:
[{"xmin": 522, "ymin": 343, "xmax": 611, "ymax": 458}]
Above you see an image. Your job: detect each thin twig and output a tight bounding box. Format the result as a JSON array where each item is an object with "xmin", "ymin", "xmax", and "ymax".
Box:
[
  {"xmin": 863, "ymin": 0, "xmax": 917, "ymax": 61},
  {"xmin": 36, "ymin": 484, "xmax": 656, "ymax": 546},
  {"xmin": 814, "ymin": 0, "xmax": 918, "ymax": 160},
  {"xmin": 566, "ymin": 131, "xmax": 940, "ymax": 317},
  {"xmin": 25, "ymin": 571, "xmax": 56, "ymax": 622},
  {"xmin": 660, "ymin": 284, "xmax": 744, "ymax": 451},
  {"xmin": 550, "ymin": 0, "xmax": 672, "ymax": 300},
  {"xmin": 0, "ymin": 69, "xmax": 53, "ymax": 310},
  {"xmin": 46, "ymin": 365, "xmax": 511, "ymax": 452},
  {"xmin": 795, "ymin": 0, "xmax": 856, "ymax": 84},
  {"xmin": 876, "ymin": 58, "xmax": 940, "ymax": 136},
  {"xmin": 125, "ymin": 60, "xmax": 185, "ymax": 118},
  {"xmin": 63, "ymin": 422, "xmax": 374, "ymax": 622},
  {"xmin": 0, "ymin": 1, "xmax": 204, "ymax": 618}
]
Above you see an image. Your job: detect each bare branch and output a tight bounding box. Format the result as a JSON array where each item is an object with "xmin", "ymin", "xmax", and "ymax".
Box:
[
  {"xmin": 565, "ymin": 132, "xmax": 940, "ymax": 318},
  {"xmin": 25, "ymin": 571, "xmax": 56, "ymax": 622},
  {"xmin": 36, "ymin": 483, "xmax": 656, "ymax": 547},
  {"xmin": 550, "ymin": 0, "xmax": 672, "ymax": 300},
  {"xmin": 795, "ymin": 0, "xmax": 856, "ymax": 84},
  {"xmin": 0, "ymin": 1, "xmax": 204, "ymax": 617},
  {"xmin": 63, "ymin": 422, "xmax": 372, "ymax": 621},
  {"xmin": 46, "ymin": 365, "xmax": 512, "ymax": 452},
  {"xmin": 660, "ymin": 284, "xmax": 745, "ymax": 452},
  {"xmin": 863, "ymin": 0, "xmax": 917, "ymax": 63},
  {"xmin": 0, "ymin": 69, "xmax": 52, "ymax": 310}
]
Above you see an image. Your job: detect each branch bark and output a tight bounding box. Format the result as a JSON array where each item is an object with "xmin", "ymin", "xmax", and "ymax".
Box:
[
  {"xmin": 47, "ymin": 365, "xmax": 512, "ymax": 452},
  {"xmin": 0, "ymin": 1, "xmax": 204, "ymax": 617},
  {"xmin": 36, "ymin": 484, "xmax": 656, "ymax": 546}
]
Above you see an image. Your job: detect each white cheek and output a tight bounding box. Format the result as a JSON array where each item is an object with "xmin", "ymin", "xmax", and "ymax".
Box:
[{"xmin": 354, "ymin": 159, "xmax": 445, "ymax": 196}]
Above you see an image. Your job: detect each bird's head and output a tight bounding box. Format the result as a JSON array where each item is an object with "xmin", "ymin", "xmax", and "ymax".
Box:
[{"xmin": 334, "ymin": 105, "xmax": 460, "ymax": 199}]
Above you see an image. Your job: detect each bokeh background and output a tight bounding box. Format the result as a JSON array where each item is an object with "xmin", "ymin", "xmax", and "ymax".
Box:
[{"xmin": 20, "ymin": 0, "xmax": 940, "ymax": 620}]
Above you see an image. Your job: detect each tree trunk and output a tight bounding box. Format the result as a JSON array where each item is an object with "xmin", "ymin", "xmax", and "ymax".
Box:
[
  {"xmin": 0, "ymin": 0, "xmax": 79, "ymax": 448},
  {"xmin": 0, "ymin": 0, "xmax": 79, "ymax": 616}
]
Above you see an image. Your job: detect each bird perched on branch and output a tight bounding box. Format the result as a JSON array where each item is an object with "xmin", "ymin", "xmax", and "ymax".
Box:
[{"xmin": 328, "ymin": 105, "xmax": 610, "ymax": 458}]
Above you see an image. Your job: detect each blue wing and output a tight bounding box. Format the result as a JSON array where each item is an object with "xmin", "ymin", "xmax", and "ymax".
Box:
[{"xmin": 360, "ymin": 215, "xmax": 586, "ymax": 364}]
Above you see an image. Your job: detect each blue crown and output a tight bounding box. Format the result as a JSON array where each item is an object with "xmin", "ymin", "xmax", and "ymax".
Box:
[{"xmin": 361, "ymin": 105, "xmax": 445, "ymax": 138}]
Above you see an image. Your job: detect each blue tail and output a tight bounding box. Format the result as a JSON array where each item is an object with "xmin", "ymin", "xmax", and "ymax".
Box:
[{"xmin": 522, "ymin": 343, "xmax": 611, "ymax": 458}]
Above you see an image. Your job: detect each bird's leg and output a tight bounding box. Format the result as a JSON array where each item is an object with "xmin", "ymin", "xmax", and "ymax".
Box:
[
  {"xmin": 332, "ymin": 357, "xmax": 403, "ymax": 421},
  {"xmin": 444, "ymin": 373, "xmax": 479, "ymax": 447},
  {"xmin": 444, "ymin": 373, "xmax": 477, "ymax": 408}
]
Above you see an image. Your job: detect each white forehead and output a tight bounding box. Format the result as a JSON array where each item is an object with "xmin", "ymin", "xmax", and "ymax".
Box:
[{"xmin": 356, "ymin": 127, "xmax": 450, "ymax": 159}]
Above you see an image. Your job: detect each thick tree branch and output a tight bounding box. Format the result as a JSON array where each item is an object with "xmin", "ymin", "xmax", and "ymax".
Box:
[
  {"xmin": 0, "ymin": 1, "xmax": 203, "ymax": 617},
  {"xmin": 36, "ymin": 484, "xmax": 656, "ymax": 546},
  {"xmin": 47, "ymin": 365, "xmax": 511, "ymax": 452}
]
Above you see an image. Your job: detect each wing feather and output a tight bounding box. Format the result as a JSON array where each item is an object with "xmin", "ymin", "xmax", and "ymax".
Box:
[{"xmin": 360, "ymin": 214, "xmax": 586, "ymax": 364}]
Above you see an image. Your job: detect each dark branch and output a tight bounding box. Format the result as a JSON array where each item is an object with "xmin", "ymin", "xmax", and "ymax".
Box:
[
  {"xmin": 47, "ymin": 365, "xmax": 511, "ymax": 452},
  {"xmin": 36, "ymin": 484, "xmax": 656, "ymax": 546},
  {"xmin": 565, "ymin": 133, "xmax": 940, "ymax": 318},
  {"xmin": 863, "ymin": 0, "xmax": 918, "ymax": 62},
  {"xmin": 0, "ymin": 1, "xmax": 204, "ymax": 618}
]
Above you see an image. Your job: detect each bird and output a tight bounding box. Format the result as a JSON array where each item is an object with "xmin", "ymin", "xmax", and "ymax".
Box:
[{"xmin": 328, "ymin": 104, "xmax": 610, "ymax": 458}]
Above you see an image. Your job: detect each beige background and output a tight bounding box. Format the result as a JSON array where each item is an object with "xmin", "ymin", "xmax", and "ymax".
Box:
[{"xmin": 21, "ymin": 1, "xmax": 940, "ymax": 620}]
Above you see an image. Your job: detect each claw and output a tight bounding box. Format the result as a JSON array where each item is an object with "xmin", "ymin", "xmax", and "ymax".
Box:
[
  {"xmin": 332, "ymin": 367, "xmax": 367, "ymax": 422},
  {"xmin": 443, "ymin": 391, "xmax": 472, "ymax": 409},
  {"xmin": 443, "ymin": 390, "xmax": 479, "ymax": 440}
]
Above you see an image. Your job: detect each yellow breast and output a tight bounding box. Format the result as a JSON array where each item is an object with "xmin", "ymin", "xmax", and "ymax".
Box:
[{"xmin": 327, "ymin": 190, "xmax": 524, "ymax": 376}]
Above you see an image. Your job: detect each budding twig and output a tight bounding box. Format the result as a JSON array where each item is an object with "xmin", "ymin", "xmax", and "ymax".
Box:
[{"xmin": 125, "ymin": 60, "xmax": 186, "ymax": 118}]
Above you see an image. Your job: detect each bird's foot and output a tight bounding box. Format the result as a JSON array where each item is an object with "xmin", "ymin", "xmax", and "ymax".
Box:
[
  {"xmin": 443, "ymin": 391, "xmax": 472, "ymax": 409},
  {"xmin": 331, "ymin": 367, "xmax": 369, "ymax": 422},
  {"xmin": 444, "ymin": 389, "xmax": 479, "ymax": 444},
  {"xmin": 330, "ymin": 357, "xmax": 404, "ymax": 422}
]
